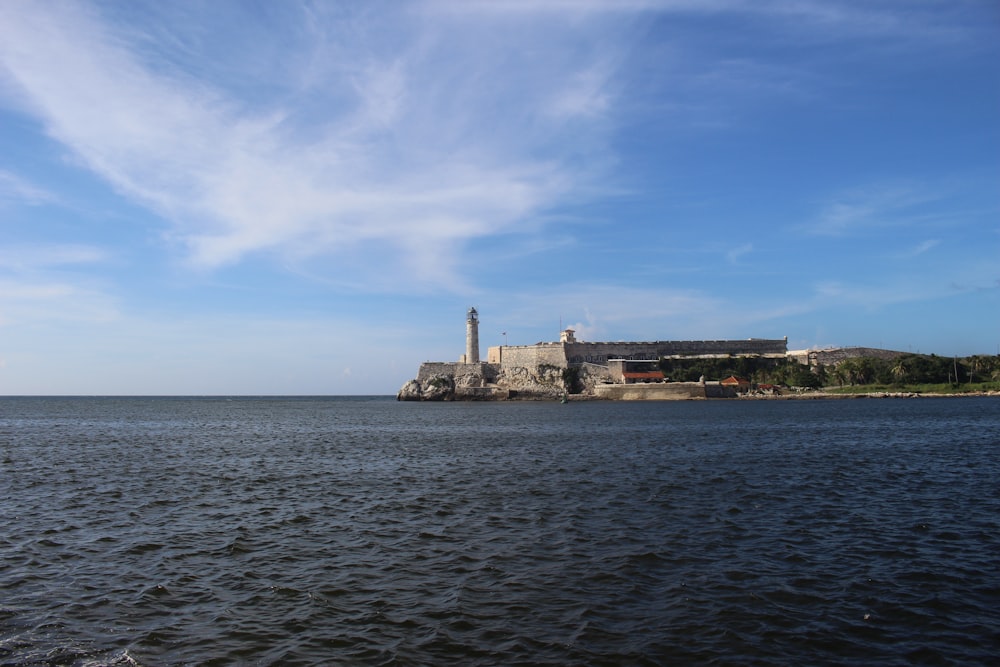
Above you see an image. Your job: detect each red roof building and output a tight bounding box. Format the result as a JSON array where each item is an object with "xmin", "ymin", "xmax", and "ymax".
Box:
[{"xmin": 720, "ymin": 376, "xmax": 751, "ymax": 392}]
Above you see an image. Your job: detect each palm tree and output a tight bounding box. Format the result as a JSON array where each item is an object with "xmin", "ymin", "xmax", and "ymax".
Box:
[
  {"xmin": 857, "ymin": 357, "xmax": 877, "ymax": 385},
  {"xmin": 968, "ymin": 355, "xmax": 989, "ymax": 384},
  {"xmin": 891, "ymin": 358, "xmax": 908, "ymax": 385},
  {"xmin": 835, "ymin": 359, "xmax": 855, "ymax": 386}
]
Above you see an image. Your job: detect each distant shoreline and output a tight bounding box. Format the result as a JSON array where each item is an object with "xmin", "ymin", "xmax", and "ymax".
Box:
[
  {"xmin": 560, "ymin": 389, "xmax": 1000, "ymax": 402},
  {"xmin": 777, "ymin": 390, "xmax": 1000, "ymax": 400}
]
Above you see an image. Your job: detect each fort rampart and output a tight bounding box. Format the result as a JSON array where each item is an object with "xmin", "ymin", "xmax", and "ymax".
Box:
[
  {"xmin": 486, "ymin": 338, "xmax": 787, "ymax": 368},
  {"xmin": 401, "ymin": 311, "xmax": 789, "ymax": 401},
  {"xmin": 564, "ymin": 339, "xmax": 786, "ymax": 364},
  {"xmin": 486, "ymin": 344, "xmax": 568, "ymax": 368},
  {"xmin": 792, "ymin": 346, "xmax": 906, "ymax": 367},
  {"xmin": 416, "ymin": 362, "xmax": 498, "ymax": 385}
]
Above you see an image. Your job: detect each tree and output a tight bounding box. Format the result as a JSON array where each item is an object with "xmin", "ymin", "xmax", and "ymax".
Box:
[
  {"xmin": 832, "ymin": 362, "xmax": 850, "ymax": 387},
  {"xmin": 967, "ymin": 355, "xmax": 990, "ymax": 384},
  {"xmin": 837, "ymin": 358, "xmax": 860, "ymax": 385},
  {"xmin": 890, "ymin": 358, "xmax": 908, "ymax": 385}
]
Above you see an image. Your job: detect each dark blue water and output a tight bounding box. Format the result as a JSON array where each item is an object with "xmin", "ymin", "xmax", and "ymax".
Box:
[{"xmin": 2, "ymin": 396, "xmax": 998, "ymax": 665}]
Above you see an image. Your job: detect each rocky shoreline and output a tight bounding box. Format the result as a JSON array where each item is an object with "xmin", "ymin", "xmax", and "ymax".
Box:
[
  {"xmin": 396, "ymin": 329, "xmax": 999, "ymax": 401},
  {"xmin": 397, "ymin": 375, "xmax": 1000, "ymax": 401}
]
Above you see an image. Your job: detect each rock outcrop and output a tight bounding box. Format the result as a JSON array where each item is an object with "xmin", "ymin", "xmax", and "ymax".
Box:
[
  {"xmin": 396, "ymin": 375, "xmax": 454, "ymax": 401},
  {"xmin": 396, "ymin": 361, "xmax": 734, "ymax": 401},
  {"xmin": 396, "ymin": 379, "xmax": 422, "ymax": 401},
  {"xmin": 396, "ymin": 362, "xmax": 570, "ymax": 401}
]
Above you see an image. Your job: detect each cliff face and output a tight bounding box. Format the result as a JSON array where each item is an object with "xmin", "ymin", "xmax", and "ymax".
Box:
[
  {"xmin": 396, "ymin": 375, "xmax": 511, "ymax": 401},
  {"xmin": 396, "ymin": 362, "xmax": 578, "ymax": 401},
  {"xmin": 396, "ymin": 362, "xmax": 739, "ymax": 401}
]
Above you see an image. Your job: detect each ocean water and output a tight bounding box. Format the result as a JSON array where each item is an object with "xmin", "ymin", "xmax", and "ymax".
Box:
[{"xmin": 1, "ymin": 396, "xmax": 998, "ymax": 666}]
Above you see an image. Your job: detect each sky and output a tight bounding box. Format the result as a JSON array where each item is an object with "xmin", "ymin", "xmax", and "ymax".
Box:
[{"xmin": 1, "ymin": 0, "xmax": 998, "ymax": 395}]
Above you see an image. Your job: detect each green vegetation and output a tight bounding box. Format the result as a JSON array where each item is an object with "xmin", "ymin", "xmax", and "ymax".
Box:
[
  {"xmin": 657, "ymin": 356, "xmax": 824, "ymax": 388},
  {"xmin": 657, "ymin": 353, "xmax": 1000, "ymax": 392},
  {"xmin": 828, "ymin": 353, "xmax": 1000, "ymax": 389},
  {"xmin": 828, "ymin": 382, "xmax": 999, "ymax": 396}
]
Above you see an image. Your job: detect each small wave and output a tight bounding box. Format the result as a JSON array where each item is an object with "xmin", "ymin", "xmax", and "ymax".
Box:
[
  {"xmin": 124, "ymin": 542, "xmax": 165, "ymax": 555},
  {"xmin": 3, "ymin": 396, "xmax": 998, "ymax": 665},
  {"xmin": 79, "ymin": 649, "xmax": 146, "ymax": 667}
]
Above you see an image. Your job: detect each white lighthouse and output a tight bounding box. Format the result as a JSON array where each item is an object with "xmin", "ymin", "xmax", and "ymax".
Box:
[{"xmin": 464, "ymin": 307, "xmax": 480, "ymax": 364}]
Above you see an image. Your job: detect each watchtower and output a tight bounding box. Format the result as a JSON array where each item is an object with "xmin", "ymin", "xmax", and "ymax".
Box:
[{"xmin": 465, "ymin": 307, "xmax": 480, "ymax": 364}]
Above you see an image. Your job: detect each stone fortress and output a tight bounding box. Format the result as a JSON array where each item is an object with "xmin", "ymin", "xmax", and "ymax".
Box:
[{"xmin": 397, "ymin": 307, "xmax": 791, "ymax": 400}]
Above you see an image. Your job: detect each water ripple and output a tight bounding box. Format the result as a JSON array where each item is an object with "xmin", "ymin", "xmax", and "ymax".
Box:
[{"xmin": 2, "ymin": 396, "xmax": 999, "ymax": 665}]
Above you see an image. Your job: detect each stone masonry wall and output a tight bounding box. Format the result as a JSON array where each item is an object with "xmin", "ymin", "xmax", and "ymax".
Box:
[
  {"xmin": 489, "ymin": 344, "xmax": 569, "ymax": 369},
  {"xmin": 807, "ymin": 347, "xmax": 906, "ymax": 366},
  {"xmin": 416, "ymin": 362, "xmax": 458, "ymax": 382},
  {"xmin": 593, "ymin": 382, "xmax": 709, "ymax": 400},
  {"xmin": 564, "ymin": 339, "xmax": 787, "ymax": 364},
  {"xmin": 484, "ymin": 339, "xmax": 788, "ymax": 369},
  {"xmin": 417, "ymin": 362, "xmax": 498, "ymax": 385}
]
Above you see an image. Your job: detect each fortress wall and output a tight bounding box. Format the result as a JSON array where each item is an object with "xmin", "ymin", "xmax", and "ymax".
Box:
[
  {"xmin": 578, "ymin": 362, "xmax": 612, "ymax": 386},
  {"xmin": 416, "ymin": 362, "xmax": 457, "ymax": 382},
  {"xmin": 564, "ymin": 339, "xmax": 786, "ymax": 364},
  {"xmin": 418, "ymin": 339, "xmax": 787, "ymax": 387},
  {"xmin": 495, "ymin": 344, "xmax": 568, "ymax": 369},
  {"xmin": 788, "ymin": 349, "xmax": 812, "ymax": 365},
  {"xmin": 808, "ymin": 347, "xmax": 906, "ymax": 366},
  {"xmin": 566, "ymin": 342, "xmax": 660, "ymax": 364},
  {"xmin": 454, "ymin": 362, "xmax": 499, "ymax": 386},
  {"xmin": 593, "ymin": 382, "xmax": 709, "ymax": 400},
  {"xmin": 417, "ymin": 362, "xmax": 499, "ymax": 386}
]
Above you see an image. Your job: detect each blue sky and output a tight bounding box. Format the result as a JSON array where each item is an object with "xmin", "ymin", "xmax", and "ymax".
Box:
[{"xmin": 1, "ymin": 0, "xmax": 998, "ymax": 395}]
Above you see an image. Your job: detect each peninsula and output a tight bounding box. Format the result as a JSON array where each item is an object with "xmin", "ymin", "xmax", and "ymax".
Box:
[
  {"xmin": 399, "ymin": 308, "xmax": 799, "ymax": 400},
  {"xmin": 398, "ymin": 308, "xmax": 1000, "ymax": 400}
]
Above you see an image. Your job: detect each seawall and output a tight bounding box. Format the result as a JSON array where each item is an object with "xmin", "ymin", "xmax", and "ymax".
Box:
[{"xmin": 592, "ymin": 382, "xmax": 738, "ymax": 400}]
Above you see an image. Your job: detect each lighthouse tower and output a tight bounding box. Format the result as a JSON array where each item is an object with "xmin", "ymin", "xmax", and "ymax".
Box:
[{"xmin": 465, "ymin": 307, "xmax": 480, "ymax": 364}]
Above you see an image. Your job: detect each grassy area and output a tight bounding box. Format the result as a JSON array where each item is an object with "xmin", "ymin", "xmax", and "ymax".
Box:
[{"xmin": 826, "ymin": 382, "xmax": 1000, "ymax": 395}]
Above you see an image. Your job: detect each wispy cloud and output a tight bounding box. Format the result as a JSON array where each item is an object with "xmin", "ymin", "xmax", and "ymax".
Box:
[
  {"xmin": 0, "ymin": 244, "xmax": 108, "ymax": 272},
  {"xmin": 0, "ymin": 243, "xmax": 115, "ymax": 327},
  {"xmin": 0, "ymin": 2, "xmax": 625, "ymax": 290},
  {"xmin": 902, "ymin": 239, "xmax": 941, "ymax": 258},
  {"xmin": 808, "ymin": 257, "xmax": 1000, "ymax": 312},
  {"xmin": 0, "ymin": 170, "xmax": 54, "ymax": 206},
  {"xmin": 493, "ymin": 282, "xmax": 724, "ymax": 342},
  {"xmin": 0, "ymin": 1, "xmax": 986, "ymax": 293},
  {"xmin": 726, "ymin": 243, "xmax": 753, "ymax": 264},
  {"xmin": 800, "ymin": 186, "xmax": 943, "ymax": 237},
  {"xmin": 0, "ymin": 278, "xmax": 118, "ymax": 327},
  {"xmin": 427, "ymin": 0, "xmax": 982, "ymax": 44},
  {"xmin": 808, "ymin": 278, "xmax": 951, "ymax": 313}
]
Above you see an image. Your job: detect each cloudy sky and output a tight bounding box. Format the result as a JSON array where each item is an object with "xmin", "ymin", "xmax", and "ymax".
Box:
[{"xmin": 1, "ymin": 0, "xmax": 997, "ymax": 395}]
